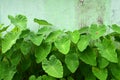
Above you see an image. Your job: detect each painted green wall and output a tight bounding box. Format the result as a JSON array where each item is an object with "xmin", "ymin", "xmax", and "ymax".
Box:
[
  {"xmin": 0, "ymin": 0, "xmax": 45, "ymax": 31},
  {"xmin": 0, "ymin": 0, "xmax": 78, "ymax": 31},
  {"xmin": 0, "ymin": 0, "xmax": 119, "ymax": 31},
  {"xmin": 43, "ymin": 0, "xmax": 77, "ymax": 30}
]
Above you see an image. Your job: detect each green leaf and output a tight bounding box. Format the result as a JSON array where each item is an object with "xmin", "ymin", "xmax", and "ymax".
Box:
[
  {"xmin": 92, "ymin": 67, "xmax": 108, "ymax": 80},
  {"xmin": 89, "ymin": 24, "xmax": 106, "ymax": 40},
  {"xmin": 10, "ymin": 51, "xmax": 21, "ymax": 65},
  {"xmin": 36, "ymin": 76, "xmax": 42, "ymax": 80},
  {"xmin": 8, "ymin": 15, "xmax": 27, "ymax": 30},
  {"xmin": 77, "ymin": 35, "xmax": 90, "ymax": 52},
  {"xmin": 0, "ymin": 62, "xmax": 16, "ymax": 80},
  {"xmin": 79, "ymin": 27, "xmax": 89, "ymax": 34},
  {"xmin": 0, "ymin": 24, "xmax": 3, "ymax": 28},
  {"xmin": 45, "ymin": 30, "xmax": 62, "ymax": 42},
  {"xmin": 109, "ymin": 52, "xmax": 120, "ymax": 80},
  {"xmin": 115, "ymin": 41, "xmax": 120, "ymax": 50},
  {"xmin": 84, "ymin": 70, "xmax": 96, "ymax": 80},
  {"xmin": 34, "ymin": 18, "xmax": 52, "ymax": 26},
  {"xmin": 29, "ymin": 75, "xmax": 36, "ymax": 80},
  {"xmin": 20, "ymin": 41, "xmax": 31, "ymax": 55},
  {"xmin": 0, "ymin": 25, "xmax": 9, "ymax": 33},
  {"xmin": 0, "ymin": 33, "xmax": 1, "ymax": 38},
  {"xmin": 54, "ymin": 35, "xmax": 71, "ymax": 54},
  {"xmin": 96, "ymin": 38, "xmax": 118, "ymax": 63},
  {"xmin": 40, "ymin": 75, "xmax": 56, "ymax": 80},
  {"xmin": 19, "ymin": 55, "xmax": 32, "ymax": 72},
  {"xmin": 59, "ymin": 78, "xmax": 66, "ymax": 80},
  {"xmin": 42, "ymin": 55, "xmax": 63, "ymax": 78},
  {"xmin": 19, "ymin": 29, "xmax": 31, "ymax": 39},
  {"xmin": 36, "ymin": 75, "xmax": 56, "ymax": 80},
  {"xmin": 35, "ymin": 42, "xmax": 51, "ymax": 63},
  {"xmin": 109, "ymin": 64, "xmax": 120, "ymax": 80},
  {"xmin": 37, "ymin": 27, "xmax": 52, "ymax": 35},
  {"xmin": 62, "ymin": 63, "xmax": 71, "ymax": 77},
  {"xmin": 68, "ymin": 30, "xmax": 80, "ymax": 44},
  {"xmin": 2, "ymin": 27, "xmax": 21, "ymax": 53},
  {"xmin": 65, "ymin": 53, "xmax": 79, "ymax": 73},
  {"xmin": 85, "ymin": 73, "xmax": 96, "ymax": 80},
  {"xmin": 79, "ymin": 47, "xmax": 97, "ymax": 66},
  {"xmin": 98, "ymin": 57, "xmax": 109, "ymax": 69},
  {"xmin": 29, "ymin": 33, "xmax": 43, "ymax": 46},
  {"xmin": 53, "ymin": 51, "xmax": 65, "ymax": 63},
  {"xmin": 80, "ymin": 63, "xmax": 96, "ymax": 80},
  {"xmin": 112, "ymin": 24, "xmax": 120, "ymax": 34},
  {"xmin": 67, "ymin": 76, "xmax": 74, "ymax": 80}
]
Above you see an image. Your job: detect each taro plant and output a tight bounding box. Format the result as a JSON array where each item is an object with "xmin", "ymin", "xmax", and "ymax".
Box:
[{"xmin": 0, "ymin": 15, "xmax": 120, "ymax": 80}]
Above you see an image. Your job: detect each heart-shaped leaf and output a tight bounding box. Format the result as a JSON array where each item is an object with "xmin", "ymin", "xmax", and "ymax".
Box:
[
  {"xmin": 96, "ymin": 38, "xmax": 118, "ymax": 63},
  {"xmin": 77, "ymin": 35, "xmax": 90, "ymax": 52},
  {"xmin": 8, "ymin": 15, "xmax": 27, "ymax": 30},
  {"xmin": 79, "ymin": 27, "xmax": 89, "ymax": 34},
  {"xmin": 89, "ymin": 24, "xmax": 106, "ymax": 40},
  {"xmin": 20, "ymin": 41, "xmax": 32, "ymax": 55},
  {"xmin": 39, "ymin": 75, "xmax": 56, "ymax": 80},
  {"xmin": 79, "ymin": 47, "xmax": 97, "ymax": 66},
  {"xmin": 19, "ymin": 55, "xmax": 32, "ymax": 72},
  {"xmin": 54, "ymin": 35, "xmax": 71, "ymax": 54},
  {"xmin": 98, "ymin": 57, "xmax": 109, "ymax": 69},
  {"xmin": 34, "ymin": 18, "xmax": 52, "ymax": 26},
  {"xmin": 0, "ymin": 62, "xmax": 16, "ymax": 80},
  {"xmin": 37, "ymin": 27, "xmax": 52, "ymax": 35},
  {"xmin": 65, "ymin": 53, "xmax": 79, "ymax": 73},
  {"xmin": 42, "ymin": 55, "xmax": 63, "ymax": 78},
  {"xmin": 29, "ymin": 33, "xmax": 43, "ymax": 46},
  {"xmin": 2, "ymin": 27, "xmax": 21, "ymax": 53},
  {"xmin": 92, "ymin": 67, "xmax": 108, "ymax": 80},
  {"xmin": 68, "ymin": 30, "xmax": 80, "ymax": 44},
  {"xmin": 10, "ymin": 51, "xmax": 21, "ymax": 65},
  {"xmin": 67, "ymin": 76, "xmax": 74, "ymax": 80},
  {"xmin": 45, "ymin": 30, "xmax": 62, "ymax": 42},
  {"xmin": 36, "ymin": 76, "xmax": 42, "ymax": 80},
  {"xmin": 35, "ymin": 42, "xmax": 51, "ymax": 63},
  {"xmin": 29, "ymin": 75, "xmax": 36, "ymax": 80},
  {"xmin": 112, "ymin": 24, "xmax": 120, "ymax": 34},
  {"xmin": 80, "ymin": 63, "xmax": 96, "ymax": 80},
  {"xmin": 109, "ymin": 64, "xmax": 120, "ymax": 80},
  {"xmin": 0, "ymin": 25, "xmax": 9, "ymax": 33}
]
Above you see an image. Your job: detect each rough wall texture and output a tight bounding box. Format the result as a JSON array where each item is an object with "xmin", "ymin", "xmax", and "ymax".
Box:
[
  {"xmin": 111, "ymin": 0, "xmax": 120, "ymax": 25},
  {"xmin": 76, "ymin": 0, "xmax": 110, "ymax": 27},
  {"xmin": 0, "ymin": 0, "xmax": 119, "ymax": 31}
]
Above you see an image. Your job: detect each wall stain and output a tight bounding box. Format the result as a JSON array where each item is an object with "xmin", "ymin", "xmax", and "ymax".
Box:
[{"xmin": 76, "ymin": 0, "xmax": 110, "ymax": 27}]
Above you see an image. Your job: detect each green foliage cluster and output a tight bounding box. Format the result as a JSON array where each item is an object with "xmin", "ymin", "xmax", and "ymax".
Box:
[{"xmin": 0, "ymin": 15, "xmax": 120, "ymax": 80}]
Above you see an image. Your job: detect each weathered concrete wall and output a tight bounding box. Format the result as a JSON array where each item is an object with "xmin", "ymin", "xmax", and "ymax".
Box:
[
  {"xmin": 76, "ymin": 0, "xmax": 110, "ymax": 27},
  {"xmin": 0, "ymin": 0, "xmax": 119, "ymax": 31},
  {"xmin": 111, "ymin": 0, "xmax": 120, "ymax": 25}
]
